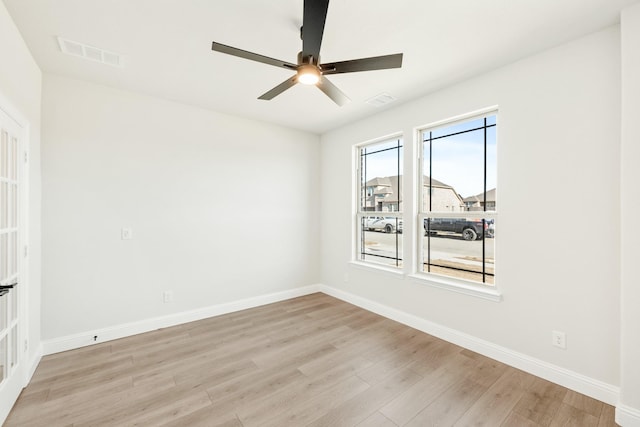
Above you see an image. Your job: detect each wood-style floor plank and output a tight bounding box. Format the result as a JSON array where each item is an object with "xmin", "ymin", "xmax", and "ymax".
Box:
[
  {"xmin": 306, "ymin": 367, "xmax": 422, "ymax": 427},
  {"xmin": 356, "ymin": 411, "xmax": 398, "ymax": 427},
  {"xmin": 511, "ymin": 376, "xmax": 567, "ymax": 426},
  {"xmin": 453, "ymin": 368, "xmax": 535, "ymax": 426},
  {"xmin": 4, "ymin": 293, "xmax": 618, "ymax": 426},
  {"xmin": 405, "ymin": 377, "xmax": 489, "ymax": 426},
  {"xmin": 255, "ymin": 375, "xmax": 370, "ymax": 427},
  {"xmin": 380, "ymin": 352, "xmax": 479, "ymax": 425}
]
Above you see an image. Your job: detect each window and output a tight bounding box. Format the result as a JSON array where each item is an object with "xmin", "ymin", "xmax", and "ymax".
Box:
[
  {"xmin": 419, "ymin": 114, "xmax": 497, "ymax": 285},
  {"xmin": 356, "ymin": 138, "xmax": 403, "ymax": 268}
]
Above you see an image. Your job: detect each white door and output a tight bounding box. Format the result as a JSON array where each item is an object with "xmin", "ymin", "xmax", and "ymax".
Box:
[{"xmin": 0, "ymin": 105, "xmax": 25, "ymax": 422}]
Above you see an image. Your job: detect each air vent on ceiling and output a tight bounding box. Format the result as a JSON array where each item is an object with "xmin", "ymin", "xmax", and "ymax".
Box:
[
  {"xmin": 56, "ymin": 37, "xmax": 123, "ymax": 68},
  {"xmin": 365, "ymin": 93, "xmax": 396, "ymax": 108}
]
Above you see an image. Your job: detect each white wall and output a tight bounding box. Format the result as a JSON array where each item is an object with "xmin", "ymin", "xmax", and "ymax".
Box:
[
  {"xmin": 0, "ymin": 0, "xmax": 42, "ymax": 387},
  {"xmin": 41, "ymin": 74, "xmax": 320, "ymax": 340},
  {"xmin": 321, "ymin": 26, "xmax": 621, "ymax": 392},
  {"xmin": 620, "ymin": 3, "xmax": 640, "ymax": 424}
]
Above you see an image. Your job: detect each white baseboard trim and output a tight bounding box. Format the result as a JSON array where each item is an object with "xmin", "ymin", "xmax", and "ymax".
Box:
[
  {"xmin": 319, "ymin": 284, "xmax": 620, "ymax": 406},
  {"xmin": 617, "ymin": 405, "xmax": 640, "ymax": 427},
  {"xmin": 26, "ymin": 343, "xmax": 43, "ymax": 385},
  {"xmin": 35, "ymin": 283, "xmax": 634, "ymax": 423},
  {"xmin": 42, "ymin": 285, "xmax": 321, "ymax": 355},
  {"xmin": 0, "ymin": 345, "xmax": 43, "ymax": 427}
]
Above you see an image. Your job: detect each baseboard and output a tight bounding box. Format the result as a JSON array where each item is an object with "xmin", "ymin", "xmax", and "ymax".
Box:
[
  {"xmin": 26, "ymin": 343, "xmax": 43, "ymax": 385},
  {"xmin": 617, "ymin": 404, "xmax": 640, "ymax": 427},
  {"xmin": 42, "ymin": 285, "xmax": 321, "ymax": 355},
  {"xmin": 319, "ymin": 284, "xmax": 620, "ymax": 406},
  {"xmin": 35, "ymin": 283, "xmax": 629, "ymax": 421}
]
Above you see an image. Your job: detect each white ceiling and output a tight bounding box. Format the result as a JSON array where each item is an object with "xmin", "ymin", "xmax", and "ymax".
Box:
[{"xmin": 4, "ymin": 0, "xmax": 636, "ymax": 134}]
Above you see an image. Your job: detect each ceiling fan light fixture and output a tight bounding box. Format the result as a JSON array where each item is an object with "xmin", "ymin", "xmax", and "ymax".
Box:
[
  {"xmin": 297, "ymin": 64, "xmax": 320, "ymax": 85},
  {"xmin": 210, "ymin": 0, "xmax": 403, "ymax": 105}
]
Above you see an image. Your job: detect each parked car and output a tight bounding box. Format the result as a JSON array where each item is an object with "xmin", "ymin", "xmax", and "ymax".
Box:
[
  {"xmin": 365, "ymin": 216, "xmax": 402, "ymax": 233},
  {"xmin": 424, "ymin": 218, "xmax": 489, "ymax": 240},
  {"xmin": 487, "ymin": 220, "xmax": 495, "ymax": 238}
]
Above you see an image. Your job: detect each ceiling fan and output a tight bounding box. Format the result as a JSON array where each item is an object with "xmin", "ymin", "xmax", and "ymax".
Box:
[{"xmin": 211, "ymin": 0, "xmax": 403, "ymax": 106}]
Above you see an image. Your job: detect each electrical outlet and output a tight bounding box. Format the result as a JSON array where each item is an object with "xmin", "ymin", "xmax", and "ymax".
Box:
[
  {"xmin": 163, "ymin": 291, "xmax": 173, "ymax": 303},
  {"xmin": 552, "ymin": 330, "xmax": 566, "ymax": 349}
]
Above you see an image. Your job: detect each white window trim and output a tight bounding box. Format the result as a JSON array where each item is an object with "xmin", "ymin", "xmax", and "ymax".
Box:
[
  {"xmin": 415, "ymin": 109, "xmax": 500, "ymax": 299},
  {"xmin": 353, "ymin": 134, "xmax": 404, "ymax": 269},
  {"xmin": 408, "ymin": 273, "xmax": 502, "ymax": 302},
  {"xmin": 349, "ymin": 260, "xmax": 405, "ymax": 278}
]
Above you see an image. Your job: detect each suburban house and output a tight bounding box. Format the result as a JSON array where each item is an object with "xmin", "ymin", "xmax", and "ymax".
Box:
[
  {"xmin": 364, "ymin": 176, "xmax": 465, "ymax": 213},
  {"xmin": 422, "ymin": 177, "xmax": 466, "ymax": 212},
  {"xmin": 1, "ymin": 0, "xmax": 640, "ymax": 426},
  {"xmin": 363, "ymin": 176, "xmax": 400, "ymax": 212},
  {"xmin": 463, "ymin": 188, "xmax": 497, "ymax": 211}
]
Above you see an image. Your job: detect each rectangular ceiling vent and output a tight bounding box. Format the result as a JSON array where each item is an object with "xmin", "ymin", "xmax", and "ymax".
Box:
[
  {"xmin": 56, "ymin": 37, "xmax": 123, "ymax": 68},
  {"xmin": 365, "ymin": 93, "xmax": 396, "ymax": 108}
]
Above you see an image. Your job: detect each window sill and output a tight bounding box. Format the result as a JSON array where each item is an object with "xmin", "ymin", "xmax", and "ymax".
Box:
[
  {"xmin": 349, "ymin": 261, "xmax": 405, "ymax": 279},
  {"xmin": 408, "ymin": 273, "xmax": 502, "ymax": 302}
]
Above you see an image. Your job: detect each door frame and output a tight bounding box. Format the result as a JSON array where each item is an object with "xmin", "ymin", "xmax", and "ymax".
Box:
[{"xmin": 0, "ymin": 91, "xmax": 31, "ymax": 425}]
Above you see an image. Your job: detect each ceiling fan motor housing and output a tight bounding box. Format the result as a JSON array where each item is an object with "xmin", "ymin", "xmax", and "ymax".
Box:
[
  {"xmin": 297, "ymin": 51, "xmax": 319, "ymax": 66},
  {"xmin": 211, "ymin": 0, "xmax": 402, "ymax": 105}
]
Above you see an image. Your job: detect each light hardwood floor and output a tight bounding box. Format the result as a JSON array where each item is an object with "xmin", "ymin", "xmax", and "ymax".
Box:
[{"xmin": 5, "ymin": 293, "xmax": 617, "ymax": 426}]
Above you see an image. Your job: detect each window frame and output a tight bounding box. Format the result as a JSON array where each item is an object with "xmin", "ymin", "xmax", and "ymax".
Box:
[
  {"xmin": 415, "ymin": 109, "xmax": 500, "ymax": 297},
  {"xmin": 354, "ymin": 135, "xmax": 404, "ymax": 270}
]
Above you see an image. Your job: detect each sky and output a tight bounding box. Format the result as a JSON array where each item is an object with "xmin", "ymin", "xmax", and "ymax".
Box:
[{"xmin": 362, "ymin": 116, "xmax": 497, "ymax": 199}]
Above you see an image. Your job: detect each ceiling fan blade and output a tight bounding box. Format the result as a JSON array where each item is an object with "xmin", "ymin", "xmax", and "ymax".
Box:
[
  {"xmin": 212, "ymin": 42, "xmax": 297, "ymax": 70},
  {"xmin": 258, "ymin": 75, "xmax": 299, "ymax": 100},
  {"xmin": 317, "ymin": 76, "xmax": 350, "ymax": 106},
  {"xmin": 321, "ymin": 53, "xmax": 403, "ymax": 75},
  {"xmin": 302, "ymin": 0, "xmax": 329, "ymax": 61}
]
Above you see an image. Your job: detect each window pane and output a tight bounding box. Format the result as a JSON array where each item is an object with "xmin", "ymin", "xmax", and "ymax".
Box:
[
  {"xmin": 431, "ymin": 117, "xmax": 485, "ymax": 139},
  {"xmin": 422, "ymin": 116, "xmax": 496, "ymax": 213},
  {"xmin": 10, "ymin": 282, "xmax": 17, "ymax": 323},
  {"xmin": 10, "ymin": 183, "xmax": 17, "ymax": 227},
  {"xmin": 360, "ymin": 216, "xmax": 402, "ymax": 267},
  {"xmin": 360, "ymin": 139, "xmax": 402, "ymax": 212},
  {"xmin": 0, "ymin": 233, "xmax": 7, "ymax": 282},
  {"xmin": 0, "ymin": 334, "xmax": 5, "ymax": 384},
  {"xmin": 1, "ymin": 182, "xmax": 7, "ymax": 229},
  {"xmin": 424, "ymin": 129, "xmax": 484, "ymax": 211},
  {"xmin": 485, "ymin": 125, "xmax": 497, "ymax": 212},
  {"xmin": 10, "ymin": 137, "xmax": 17, "ymax": 181},
  {"xmin": 357, "ymin": 138, "xmax": 403, "ymax": 268},
  {"xmin": 0, "ymin": 290, "xmax": 7, "ymax": 331},
  {"xmin": 10, "ymin": 326, "xmax": 17, "ymax": 370},
  {"xmin": 1, "ymin": 130, "xmax": 7, "ymax": 179},
  {"xmin": 422, "ymin": 217, "xmax": 495, "ymax": 285}
]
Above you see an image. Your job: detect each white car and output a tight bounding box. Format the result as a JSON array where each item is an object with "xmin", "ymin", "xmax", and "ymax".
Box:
[{"xmin": 364, "ymin": 216, "xmax": 402, "ymax": 233}]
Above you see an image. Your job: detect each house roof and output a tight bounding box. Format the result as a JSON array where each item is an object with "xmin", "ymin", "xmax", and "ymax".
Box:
[
  {"xmin": 463, "ymin": 188, "xmax": 497, "ymax": 203},
  {"xmin": 423, "ymin": 176, "xmax": 454, "ymax": 189},
  {"xmin": 365, "ymin": 175, "xmax": 461, "ymax": 204},
  {"xmin": 365, "ymin": 177, "xmax": 392, "ymax": 187}
]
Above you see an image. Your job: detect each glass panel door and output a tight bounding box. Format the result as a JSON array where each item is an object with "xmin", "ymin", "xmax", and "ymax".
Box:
[{"xmin": 0, "ymin": 106, "xmax": 24, "ymax": 421}]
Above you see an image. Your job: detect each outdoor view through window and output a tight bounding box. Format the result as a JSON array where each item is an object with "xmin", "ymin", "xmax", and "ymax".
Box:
[
  {"xmin": 356, "ymin": 114, "xmax": 496, "ymax": 285},
  {"xmin": 357, "ymin": 138, "xmax": 403, "ymax": 267},
  {"xmin": 421, "ymin": 114, "xmax": 497, "ymax": 284}
]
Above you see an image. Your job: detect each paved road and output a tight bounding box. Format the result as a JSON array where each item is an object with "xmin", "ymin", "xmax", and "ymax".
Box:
[{"xmin": 362, "ymin": 230, "xmax": 495, "ymax": 268}]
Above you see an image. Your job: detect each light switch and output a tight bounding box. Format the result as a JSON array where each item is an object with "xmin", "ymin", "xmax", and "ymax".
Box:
[{"xmin": 121, "ymin": 228, "xmax": 133, "ymax": 240}]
